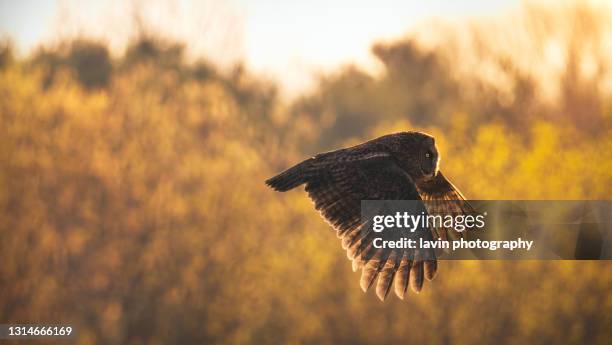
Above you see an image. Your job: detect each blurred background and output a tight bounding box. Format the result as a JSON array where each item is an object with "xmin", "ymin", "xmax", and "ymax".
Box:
[{"xmin": 1, "ymin": 0, "xmax": 611, "ymax": 344}]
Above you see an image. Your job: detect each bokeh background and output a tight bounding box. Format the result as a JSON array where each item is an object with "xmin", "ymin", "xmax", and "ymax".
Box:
[{"xmin": 1, "ymin": 0, "xmax": 611, "ymax": 344}]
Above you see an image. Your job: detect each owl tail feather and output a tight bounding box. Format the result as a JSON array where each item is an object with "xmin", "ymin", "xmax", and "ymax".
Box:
[{"xmin": 265, "ymin": 158, "xmax": 314, "ymax": 192}]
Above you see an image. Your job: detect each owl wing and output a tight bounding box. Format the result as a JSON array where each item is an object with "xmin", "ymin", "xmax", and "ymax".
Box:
[
  {"xmin": 267, "ymin": 151, "xmax": 437, "ymax": 300},
  {"xmin": 416, "ymin": 172, "xmax": 475, "ymax": 241}
]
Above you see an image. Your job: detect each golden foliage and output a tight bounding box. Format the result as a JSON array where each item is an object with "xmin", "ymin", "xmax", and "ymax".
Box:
[{"xmin": 1, "ymin": 4, "xmax": 612, "ymax": 343}]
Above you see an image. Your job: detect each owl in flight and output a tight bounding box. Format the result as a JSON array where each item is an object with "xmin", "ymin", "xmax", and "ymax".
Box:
[{"xmin": 266, "ymin": 132, "xmax": 473, "ymax": 301}]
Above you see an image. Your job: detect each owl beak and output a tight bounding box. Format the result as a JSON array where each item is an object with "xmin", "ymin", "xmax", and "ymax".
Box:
[
  {"xmin": 423, "ymin": 171, "xmax": 437, "ymax": 181},
  {"xmin": 426, "ymin": 167, "xmax": 439, "ymax": 181}
]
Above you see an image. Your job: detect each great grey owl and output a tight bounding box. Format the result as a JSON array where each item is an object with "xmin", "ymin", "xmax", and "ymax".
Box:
[{"xmin": 266, "ymin": 132, "xmax": 473, "ymax": 300}]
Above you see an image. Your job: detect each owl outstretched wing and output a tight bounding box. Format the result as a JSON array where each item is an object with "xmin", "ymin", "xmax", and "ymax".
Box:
[{"xmin": 266, "ymin": 151, "xmax": 437, "ymax": 300}]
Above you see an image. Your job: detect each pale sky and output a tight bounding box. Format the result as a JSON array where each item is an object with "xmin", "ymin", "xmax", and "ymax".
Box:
[{"xmin": 0, "ymin": 0, "xmax": 519, "ymax": 97}]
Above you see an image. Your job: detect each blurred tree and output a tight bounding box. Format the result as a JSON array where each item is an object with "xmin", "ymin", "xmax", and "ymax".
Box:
[
  {"xmin": 0, "ymin": 39, "xmax": 14, "ymax": 70},
  {"xmin": 373, "ymin": 39, "xmax": 459, "ymax": 125},
  {"xmin": 123, "ymin": 36, "xmax": 185, "ymax": 71},
  {"xmin": 29, "ymin": 39, "xmax": 112, "ymax": 90},
  {"xmin": 67, "ymin": 40, "xmax": 112, "ymax": 89}
]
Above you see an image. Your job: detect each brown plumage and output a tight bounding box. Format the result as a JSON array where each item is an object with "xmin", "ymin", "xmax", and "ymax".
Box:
[{"xmin": 266, "ymin": 131, "xmax": 473, "ymax": 301}]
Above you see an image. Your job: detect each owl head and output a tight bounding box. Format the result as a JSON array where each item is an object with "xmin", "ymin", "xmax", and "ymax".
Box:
[{"xmin": 390, "ymin": 131, "xmax": 440, "ymax": 182}]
